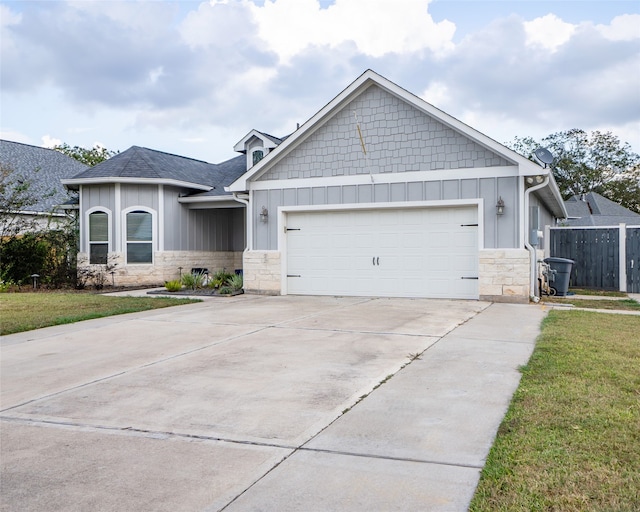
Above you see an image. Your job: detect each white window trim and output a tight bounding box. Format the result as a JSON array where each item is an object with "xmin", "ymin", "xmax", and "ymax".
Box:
[
  {"xmin": 122, "ymin": 206, "xmax": 157, "ymax": 265},
  {"xmin": 85, "ymin": 206, "xmax": 112, "ymax": 261}
]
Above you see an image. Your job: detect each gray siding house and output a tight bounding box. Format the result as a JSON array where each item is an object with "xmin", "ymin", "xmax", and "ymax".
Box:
[
  {"xmin": 62, "ymin": 146, "xmax": 247, "ymax": 285},
  {"xmin": 64, "ymin": 70, "xmax": 566, "ymax": 302},
  {"xmin": 228, "ymin": 70, "xmax": 566, "ymax": 302}
]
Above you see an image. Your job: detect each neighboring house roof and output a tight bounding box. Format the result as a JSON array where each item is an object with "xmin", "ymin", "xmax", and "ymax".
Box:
[
  {"xmin": 0, "ymin": 139, "xmax": 88, "ymax": 214},
  {"xmin": 226, "ymin": 69, "xmax": 567, "ymax": 219},
  {"xmin": 563, "ymin": 192, "xmax": 640, "ymax": 226}
]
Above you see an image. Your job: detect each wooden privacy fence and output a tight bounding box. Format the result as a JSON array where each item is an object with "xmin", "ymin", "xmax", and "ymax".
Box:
[{"xmin": 547, "ymin": 224, "xmax": 640, "ymax": 293}]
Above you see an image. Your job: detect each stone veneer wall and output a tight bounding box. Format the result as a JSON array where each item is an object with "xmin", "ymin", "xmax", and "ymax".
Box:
[
  {"xmin": 479, "ymin": 249, "xmax": 530, "ymax": 303},
  {"xmin": 77, "ymin": 251, "xmax": 243, "ymax": 287},
  {"xmin": 243, "ymin": 250, "xmax": 281, "ymax": 295}
]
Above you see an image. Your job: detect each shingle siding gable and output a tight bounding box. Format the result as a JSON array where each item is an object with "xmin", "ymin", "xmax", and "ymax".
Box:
[{"xmin": 257, "ymin": 85, "xmax": 512, "ymax": 182}]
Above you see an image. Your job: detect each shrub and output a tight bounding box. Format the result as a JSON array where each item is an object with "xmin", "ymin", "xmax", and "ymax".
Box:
[
  {"xmin": 227, "ymin": 273, "xmax": 243, "ymax": 291},
  {"xmin": 181, "ymin": 271, "xmax": 205, "ymax": 290},
  {"xmin": 164, "ymin": 279, "xmax": 182, "ymax": 292},
  {"xmin": 210, "ymin": 269, "xmax": 233, "ymax": 289}
]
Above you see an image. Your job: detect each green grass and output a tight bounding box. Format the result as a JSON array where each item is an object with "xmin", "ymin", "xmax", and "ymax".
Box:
[
  {"xmin": 470, "ymin": 311, "xmax": 640, "ymax": 512},
  {"xmin": 0, "ymin": 293, "xmax": 200, "ymax": 335}
]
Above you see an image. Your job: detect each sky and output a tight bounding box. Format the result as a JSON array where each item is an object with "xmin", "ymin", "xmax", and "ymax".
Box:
[{"xmin": 1, "ymin": 0, "xmax": 639, "ymax": 164}]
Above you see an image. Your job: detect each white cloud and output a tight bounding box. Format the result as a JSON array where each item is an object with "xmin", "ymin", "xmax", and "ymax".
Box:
[
  {"xmin": 524, "ymin": 13, "xmax": 576, "ymax": 52},
  {"xmin": 0, "ymin": 4, "xmax": 21, "ymax": 26},
  {"xmin": 420, "ymin": 81, "xmax": 451, "ymax": 109},
  {"xmin": 596, "ymin": 14, "xmax": 640, "ymax": 41},
  {"xmin": 247, "ymin": 0, "xmax": 456, "ymax": 62},
  {"xmin": 41, "ymin": 135, "xmax": 62, "ymax": 148}
]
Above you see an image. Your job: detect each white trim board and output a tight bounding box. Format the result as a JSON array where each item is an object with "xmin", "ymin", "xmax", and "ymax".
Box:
[{"xmin": 248, "ymin": 166, "xmax": 522, "ymax": 191}]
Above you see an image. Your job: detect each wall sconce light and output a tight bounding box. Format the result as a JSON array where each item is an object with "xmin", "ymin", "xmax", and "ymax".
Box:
[
  {"xmin": 259, "ymin": 206, "xmax": 269, "ymax": 222},
  {"xmin": 496, "ymin": 197, "xmax": 505, "ymax": 215}
]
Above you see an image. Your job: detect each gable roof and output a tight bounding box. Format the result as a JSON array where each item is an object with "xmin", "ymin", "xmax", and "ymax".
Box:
[
  {"xmin": 226, "ymin": 70, "xmax": 566, "ymax": 218},
  {"xmin": 233, "ymin": 130, "xmax": 283, "ymax": 153},
  {"xmin": 0, "ymin": 139, "xmax": 88, "ymax": 214},
  {"xmin": 563, "ymin": 192, "xmax": 640, "ymax": 226}
]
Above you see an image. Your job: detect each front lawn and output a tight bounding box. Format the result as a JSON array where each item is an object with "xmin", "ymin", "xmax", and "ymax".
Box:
[
  {"xmin": 0, "ymin": 293, "xmax": 200, "ymax": 335},
  {"xmin": 470, "ymin": 310, "xmax": 640, "ymax": 511}
]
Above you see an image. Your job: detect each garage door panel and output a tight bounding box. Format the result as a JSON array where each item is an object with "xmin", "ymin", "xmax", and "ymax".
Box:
[{"xmin": 286, "ymin": 207, "xmax": 478, "ymax": 299}]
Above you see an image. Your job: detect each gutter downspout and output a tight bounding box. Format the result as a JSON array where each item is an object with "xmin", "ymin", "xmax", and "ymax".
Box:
[
  {"xmin": 231, "ymin": 192, "xmax": 251, "ymax": 251},
  {"xmin": 524, "ymin": 175, "xmax": 550, "ymax": 302}
]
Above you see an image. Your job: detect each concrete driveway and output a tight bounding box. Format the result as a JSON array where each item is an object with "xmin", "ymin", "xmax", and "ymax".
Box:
[{"xmin": 1, "ymin": 295, "xmax": 547, "ymax": 511}]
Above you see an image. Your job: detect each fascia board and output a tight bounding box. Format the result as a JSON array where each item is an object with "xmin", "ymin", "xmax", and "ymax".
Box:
[
  {"xmin": 233, "ymin": 129, "xmax": 279, "ymax": 152},
  {"xmin": 177, "ymin": 195, "xmax": 244, "ymax": 208},
  {"xmin": 61, "ymin": 177, "xmax": 212, "ymax": 192}
]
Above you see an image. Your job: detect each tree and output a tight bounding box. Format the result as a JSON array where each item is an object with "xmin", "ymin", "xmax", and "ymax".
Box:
[
  {"xmin": 509, "ymin": 129, "xmax": 640, "ymax": 213},
  {"xmin": 0, "ymin": 163, "xmax": 39, "ymax": 239},
  {"xmin": 53, "ymin": 143, "xmax": 117, "ymax": 167}
]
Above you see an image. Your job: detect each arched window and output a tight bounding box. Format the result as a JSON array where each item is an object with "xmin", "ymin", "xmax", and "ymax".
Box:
[
  {"xmin": 126, "ymin": 210, "xmax": 153, "ymax": 263},
  {"xmin": 252, "ymin": 149, "xmax": 264, "ymax": 166},
  {"xmin": 88, "ymin": 210, "xmax": 109, "ymax": 264}
]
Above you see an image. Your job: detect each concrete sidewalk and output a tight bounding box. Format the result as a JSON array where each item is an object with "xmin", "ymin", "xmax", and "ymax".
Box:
[{"xmin": 1, "ymin": 297, "xmax": 547, "ymax": 511}]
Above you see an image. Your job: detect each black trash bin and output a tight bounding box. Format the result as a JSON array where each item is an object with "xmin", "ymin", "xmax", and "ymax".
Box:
[{"xmin": 544, "ymin": 257, "xmax": 575, "ymax": 296}]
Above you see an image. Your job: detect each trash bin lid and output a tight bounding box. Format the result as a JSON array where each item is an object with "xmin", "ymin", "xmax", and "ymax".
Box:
[{"xmin": 544, "ymin": 257, "xmax": 575, "ymax": 264}]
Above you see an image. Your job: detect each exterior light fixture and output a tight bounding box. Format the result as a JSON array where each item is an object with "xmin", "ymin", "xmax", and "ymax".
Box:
[
  {"xmin": 496, "ymin": 197, "xmax": 505, "ymax": 215},
  {"xmin": 259, "ymin": 206, "xmax": 269, "ymax": 222}
]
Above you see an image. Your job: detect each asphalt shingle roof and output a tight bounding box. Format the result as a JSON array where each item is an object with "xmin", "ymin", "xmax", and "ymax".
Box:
[
  {"xmin": 71, "ymin": 146, "xmax": 218, "ymax": 184},
  {"xmin": 564, "ymin": 192, "xmax": 640, "ymax": 226},
  {"xmin": 69, "ymin": 146, "xmax": 250, "ymax": 198},
  {"xmin": 0, "ymin": 140, "xmax": 88, "ymax": 213}
]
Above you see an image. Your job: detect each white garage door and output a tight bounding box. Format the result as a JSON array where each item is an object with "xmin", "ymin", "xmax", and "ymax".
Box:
[{"xmin": 285, "ymin": 206, "xmax": 479, "ymax": 299}]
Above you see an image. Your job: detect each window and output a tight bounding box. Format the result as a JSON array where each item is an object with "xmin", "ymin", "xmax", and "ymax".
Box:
[
  {"xmin": 89, "ymin": 211, "xmax": 109, "ymax": 264},
  {"xmin": 126, "ymin": 210, "xmax": 153, "ymax": 263},
  {"xmin": 252, "ymin": 149, "xmax": 264, "ymax": 166}
]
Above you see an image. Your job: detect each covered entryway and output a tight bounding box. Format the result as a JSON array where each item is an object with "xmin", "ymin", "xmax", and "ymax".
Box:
[{"xmin": 285, "ymin": 205, "xmax": 479, "ymax": 299}]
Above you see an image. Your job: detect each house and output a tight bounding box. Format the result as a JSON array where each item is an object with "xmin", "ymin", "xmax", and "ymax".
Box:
[
  {"xmin": 229, "ymin": 70, "xmax": 566, "ymax": 302},
  {"xmin": 61, "ymin": 145, "xmax": 250, "ymax": 284},
  {"xmin": 563, "ymin": 192, "xmax": 640, "ymax": 226},
  {"xmin": 63, "ymin": 70, "xmax": 567, "ymax": 302},
  {"xmin": 0, "ymin": 140, "xmax": 88, "ymax": 235}
]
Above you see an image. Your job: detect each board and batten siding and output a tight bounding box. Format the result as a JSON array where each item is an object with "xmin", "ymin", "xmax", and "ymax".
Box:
[
  {"xmin": 163, "ymin": 187, "xmax": 244, "ymax": 252},
  {"xmin": 252, "ymin": 176, "xmax": 520, "ymax": 251},
  {"xmin": 81, "ymin": 184, "xmax": 245, "ymax": 253}
]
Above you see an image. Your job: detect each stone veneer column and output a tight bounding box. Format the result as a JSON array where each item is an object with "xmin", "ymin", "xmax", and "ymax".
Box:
[
  {"xmin": 479, "ymin": 249, "xmax": 530, "ymax": 303},
  {"xmin": 243, "ymin": 251, "xmax": 282, "ymax": 295}
]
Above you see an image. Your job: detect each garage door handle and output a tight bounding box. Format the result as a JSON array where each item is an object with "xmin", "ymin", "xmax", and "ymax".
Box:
[
  {"xmin": 372, "ymin": 257, "xmax": 380, "ymax": 266},
  {"xmin": 461, "ymin": 276, "xmax": 479, "ymax": 280}
]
